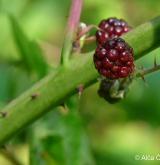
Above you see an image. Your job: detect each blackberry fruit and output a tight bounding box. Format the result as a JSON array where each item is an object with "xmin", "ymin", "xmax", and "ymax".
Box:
[
  {"xmin": 96, "ymin": 17, "xmax": 131, "ymax": 45},
  {"xmin": 98, "ymin": 79, "xmax": 118, "ymax": 103},
  {"xmin": 94, "ymin": 38, "xmax": 134, "ymax": 79},
  {"xmin": 98, "ymin": 78, "xmax": 132, "ymax": 103}
]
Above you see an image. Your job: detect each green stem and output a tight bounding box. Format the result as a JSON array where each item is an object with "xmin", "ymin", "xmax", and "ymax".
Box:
[
  {"xmin": 0, "ymin": 17, "xmax": 160, "ymax": 146},
  {"xmin": 123, "ymin": 16, "xmax": 160, "ymax": 60},
  {"xmin": 142, "ymin": 65, "xmax": 160, "ymax": 76},
  {"xmin": 136, "ymin": 64, "xmax": 160, "ymax": 78},
  {"xmin": 60, "ymin": 0, "xmax": 83, "ymax": 66}
]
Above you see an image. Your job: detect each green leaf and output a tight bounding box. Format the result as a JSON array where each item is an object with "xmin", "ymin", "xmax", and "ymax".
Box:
[
  {"xmin": 0, "ymin": 64, "xmax": 14, "ymax": 105},
  {"xmin": 28, "ymin": 96, "xmax": 94, "ymax": 165},
  {"xmin": 0, "ymin": 63, "xmax": 32, "ymax": 107},
  {"xmin": 41, "ymin": 135, "xmax": 66, "ymax": 165},
  {"xmin": 9, "ymin": 16, "xmax": 48, "ymax": 78},
  {"xmin": 54, "ymin": 111, "xmax": 94, "ymax": 165}
]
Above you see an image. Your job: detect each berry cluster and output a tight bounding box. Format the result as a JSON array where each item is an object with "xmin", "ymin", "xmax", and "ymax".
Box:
[
  {"xmin": 94, "ymin": 17, "xmax": 134, "ymax": 79},
  {"xmin": 96, "ymin": 17, "xmax": 131, "ymax": 45},
  {"xmin": 94, "ymin": 38, "xmax": 134, "ymax": 79}
]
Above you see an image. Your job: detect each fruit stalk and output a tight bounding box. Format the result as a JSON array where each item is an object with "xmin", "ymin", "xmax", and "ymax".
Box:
[{"xmin": 0, "ymin": 17, "xmax": 160, "ymax": 146}]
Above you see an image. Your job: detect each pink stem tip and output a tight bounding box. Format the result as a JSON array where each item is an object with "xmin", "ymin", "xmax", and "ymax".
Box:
[{"xmin": 68, "ymin": 0, "xmax": 83, "ymax": 32}]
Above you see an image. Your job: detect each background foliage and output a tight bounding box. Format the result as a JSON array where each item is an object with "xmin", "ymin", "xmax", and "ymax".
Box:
[{"xmin": 0, "ymin": 0, "xmax": 160, "ymax": 164}]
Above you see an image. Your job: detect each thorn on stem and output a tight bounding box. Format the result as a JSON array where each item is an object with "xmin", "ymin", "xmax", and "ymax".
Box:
[
  {"xmin": 140, "ymin": 73, "xmax": 146, "ymax": 82},
  {"xmin": 139, "ymin": 73, "xmax": 148, "ymax": 87},
  {"xmin": 154, "ymin": 56, "xmax": 157, "ymax": 67},
  {"xmin": 59, "ymin": 103, "xmax": 68, "ymax": 115},
  {"xmin": 77, "ymin": 84, "xmax": 84, "ymax": 98},
  {"xmin": 0, "ymin": 111, "xmax": 7, "ymax": 118},
  {"xmin": 60, "ymin": 102, "xmax": 65, "ymax": 107},
  {"xmin": 31, "ymin": 93, "xmax": 39, "ymax": 100}
]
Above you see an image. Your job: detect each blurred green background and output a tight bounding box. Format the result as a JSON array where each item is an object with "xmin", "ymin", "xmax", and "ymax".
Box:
[{"xmin": 0, "ymin": 0, "xmax": 160, "ymax": 165}]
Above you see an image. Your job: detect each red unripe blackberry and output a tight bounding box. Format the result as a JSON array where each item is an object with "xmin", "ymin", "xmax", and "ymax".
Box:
[
  {"xmin": 94, "ymin": 38, "xmax": 134, "ymax": 79},
  {"xmin": 96, "ymin": 17, "xmax": 131, "ymax": 45}
]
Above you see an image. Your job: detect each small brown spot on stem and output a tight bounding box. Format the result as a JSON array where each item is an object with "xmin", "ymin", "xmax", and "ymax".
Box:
[
  {"xmin": 77, "ymin": 84, "xmax": 84, "ymax": 98},
  {"xmin": 140, "ymin": 74, "xmax": 146, "ymax": 82},
  {"xmin": 31, "ymin": 93, "xmax": 39, "ymax": 100},
  {"xmin": 0, "ymin": 112, "xmax": 7, "ymax": 118}
]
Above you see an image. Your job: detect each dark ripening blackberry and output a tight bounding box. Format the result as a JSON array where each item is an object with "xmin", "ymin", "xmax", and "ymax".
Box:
[
  {"xmin": 96, "ymin": 17, "xmax": 131, "ymax": 45},
  {"xmin": 94, "ymin": 38, "xmax": 134, "ymax": 79},
  {"xmin": 98, "ymin": 78, "xmax": 132, "ymax": 103},
  {"xmin": 98, "ymin": 79, "xmax": 118, "ymax": 103}
]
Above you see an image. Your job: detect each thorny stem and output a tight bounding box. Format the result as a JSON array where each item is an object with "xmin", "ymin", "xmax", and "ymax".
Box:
[
  {"xmin": 0, "ymin": 17, "xmax": 160, "ymax": 146},
  {"xmin": 137, "ymin": 64, "xmax": 160, "ymax": 77},
  {"xmin": 60, "ymin": 0, "xmax": 83, "ymax": 66}
]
